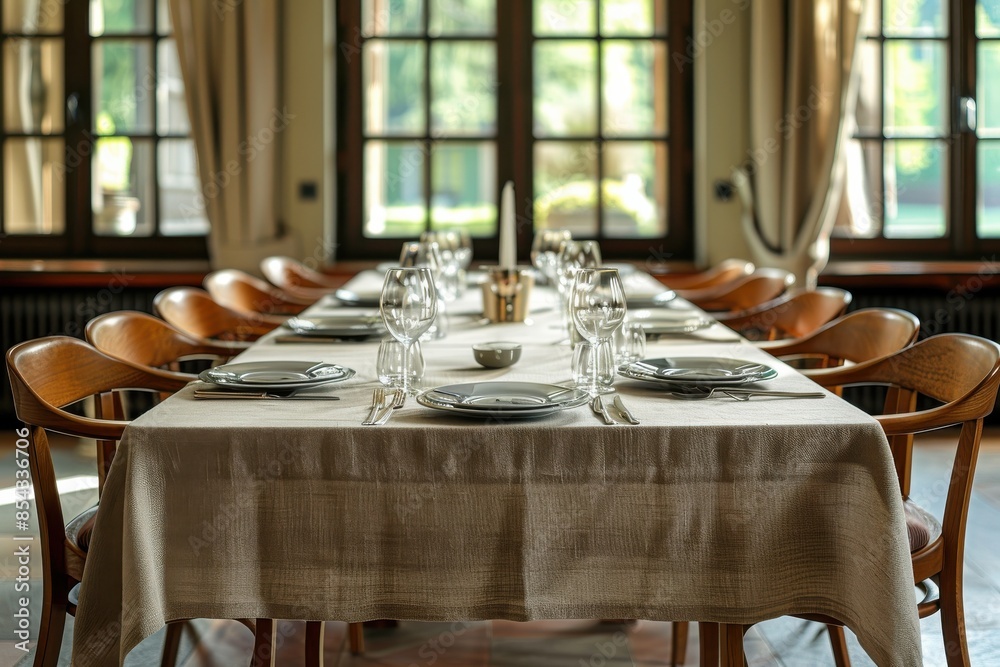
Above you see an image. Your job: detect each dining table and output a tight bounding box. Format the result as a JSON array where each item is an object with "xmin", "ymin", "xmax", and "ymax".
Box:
[{"xmin": 72, "ymin": 268, "xmax": 922, "ymax": 666}]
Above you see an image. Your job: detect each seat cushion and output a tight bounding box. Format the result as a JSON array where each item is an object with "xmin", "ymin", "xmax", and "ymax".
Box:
[
  {"xmin": 66, "ymin": 505, "xmax": 98, "ymax": 553},
  {"xmin": 903, "ymin": 499, "xmax": 941, "ymax": 553}
]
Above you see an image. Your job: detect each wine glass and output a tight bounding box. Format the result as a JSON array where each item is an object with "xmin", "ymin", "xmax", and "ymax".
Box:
[
  {"xmin": 399, "ymin": 241, "xmax": 451, "ymax": 338},
  {"xmin": 570, "ymin": 268, "xmax": 626, "ymax": 394},
  {"xmin": 380, "ymin": 268, "xmax": 438, "ymax": 395},
  {"xmin": 531, "ymin": 229, "xmax": 572, "ymax": 285},
  {"xmin": 555, "ymin": 240, "xmax": 603, "ymax": 340}
]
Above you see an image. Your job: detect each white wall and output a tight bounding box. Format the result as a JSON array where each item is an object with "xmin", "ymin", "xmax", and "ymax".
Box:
[
  {"xmin": 694, "ymin": 0, "xmax": 751, "ymax": 266},
  {"xmin": 281, "ymin": 0, "xmax": 331, "ymax": 264},
  {"xmin": 279, "ymin": 0, "xmax": 752, "ymax": 268}
]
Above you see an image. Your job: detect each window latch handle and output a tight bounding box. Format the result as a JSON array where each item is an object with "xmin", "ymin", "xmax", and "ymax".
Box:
[
  {"xmin": 67, "ymin": 92, "xmax": 80, "ymax": 126},
  {"xmin": 960, "ymin": 96, "xmax": 977, "ymax": 134}
]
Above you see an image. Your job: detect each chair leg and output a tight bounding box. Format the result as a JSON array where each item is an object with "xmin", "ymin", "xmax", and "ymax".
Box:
[
  {"xmin": 827, "ymin": 624, "xmax": 852, "ymax": 667},
  {"xmin": 348, "ymin": 621, "xmax": 365, "ymax": 655},
  {"xmin": 160, "ymin": 622, "xmax": 184, "ymax": 667},
  {"xmin": 941, "ymin": 566, "xmax": 972, "ymax": 666},
  {"xmin": 698, "ymin": 622, "xmax": 719, "ymax": 667},
  {"xmin": 305, "ymin": 621, "xmax": 325, "ymax": 667},
  {"xmin": 720, "ymin": 624, "xmax": 745, "ymax": 667},
  {"xmin": 33, "ymin": 574, "xmax": 67, "ymax": 667},
  {"xmin": 671, "ymin": 621, "xmax": 690, "ymax": 666},
  {"xmin": 251, "ymin": 618, "xmax": 276, "ymax": 667}
]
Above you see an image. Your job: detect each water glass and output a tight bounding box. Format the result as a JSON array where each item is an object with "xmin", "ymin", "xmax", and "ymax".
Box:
[
  {"xmin": 614, "ymin": 321, "xmax": 647, "ymax": 364},
  {"xmin": 376, "ymin": 338, "xmax": 424, "ymax": 388},
  {"xmin": 380, "ymin": 267, "xmax": 438, "ymax": 394},
  {"xmin": 570, "ymin": 267, "xmax": 626, "ymax": 394},
  {"xmin": 572, "ymin": 340, "xmax": 614, "ymax": 391}
]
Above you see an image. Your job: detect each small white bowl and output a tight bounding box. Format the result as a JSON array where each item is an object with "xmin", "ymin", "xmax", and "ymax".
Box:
[{"xmin": 472, "ymin": 342, "xmax": 523, "ymax": 368}]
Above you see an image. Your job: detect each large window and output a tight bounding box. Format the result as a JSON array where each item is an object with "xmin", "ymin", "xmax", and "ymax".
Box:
[
  {"xmin": 835, "ymin": 0, "xmax": 1000, "ymax": 257},
  {"xmin": 338, "ymin": 0, "xmax": 692, "ymax": 259},
  {"xmin": 0, "ymin": 0, "xmax": 207, "ymax": 258}
]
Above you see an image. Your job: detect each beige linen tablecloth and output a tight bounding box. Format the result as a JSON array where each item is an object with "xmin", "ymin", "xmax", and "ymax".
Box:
[{"xmin": 72, "ymin": 272, "xmax": 921, "ymax": 666}]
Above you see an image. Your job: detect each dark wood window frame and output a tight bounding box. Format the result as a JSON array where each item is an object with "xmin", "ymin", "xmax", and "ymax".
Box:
[
  {"xmin": 0, "ymin": 0, "xmax": 207, "ymax": 260},
  {"xmin": 832, "ymin": 0, "xmax": 1000, "ymax": 260},
  {"xmin": 336, "ymin": 0, "xmax": 693, "ymax": 261}
]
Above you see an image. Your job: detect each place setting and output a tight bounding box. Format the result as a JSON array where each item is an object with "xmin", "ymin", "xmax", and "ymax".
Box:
[
  {"xmin": 191, "ymin": 360, "xmax": 356, "ymax": 400},
  {"xmin": 617, "ymin": 356, "xmax": 826, "ymax": 400}
]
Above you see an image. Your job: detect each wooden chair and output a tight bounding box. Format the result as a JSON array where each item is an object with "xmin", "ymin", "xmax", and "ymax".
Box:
[
  {"xmin": 716, "ymin": 334, "xmax": 1000, "ymax": 667},
  {"xmin": 674, "ymin": 268, "xmax": 795, "ymax": 313},
  {"xmin": 153, "ymin": 287, "xmax": 279, "ymax": 343},
  {"xmin": 758, "ymin": 308, "xmax": 921, "ymax": 371},
  {"xmin": 6, "ymin": 337, "xmax": 191, "ymax": 667},
  {"xmin": 714, "ymin": 287, "xmax": 853, "ymax": 341},
  {"xmin": 86, "ymin": 311, "xmax": 245, "ymax": 382},
  {"xmin": 669, "ymin": 306, "xmax": 921, "ymax": 666},
  {"xmin": 204, "ymin": 269, "xmax": 312, "ymax": 318},
  {"xmin": 260, "ymin": 256, "xmax": 344, "ymax": 302},
  {"xmin": 657, "ymin": 258, "xmax": 755, "ymax": 291}
]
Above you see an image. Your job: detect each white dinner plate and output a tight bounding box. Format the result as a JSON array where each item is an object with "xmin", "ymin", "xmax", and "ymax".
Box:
[
  {"xmin": 417, "ymin": 382, "xmax": 590, "ymax": 419},
  {"xmin": 285, "ymin": 315, "xmax": 384, "ymax": 338},
  {"xmin": 199, "ymin": 361, "xmax": 356, "ymax": 390},
  {"xmin": 619, "ymin": 357, "xmax": 778, "ymax": 387},
  {"xmin": 334, "ymin": 287, "xmax": 381, "ymax": 307}
]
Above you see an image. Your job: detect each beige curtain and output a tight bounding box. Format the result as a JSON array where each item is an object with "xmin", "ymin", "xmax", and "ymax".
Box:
[
  {"xmin": 732, "ymin": 0, "xmax": 862, "ymax": 288},
  {"xmin": 169, "ymin": 0, "xmax": 297, "ymax": 271}
]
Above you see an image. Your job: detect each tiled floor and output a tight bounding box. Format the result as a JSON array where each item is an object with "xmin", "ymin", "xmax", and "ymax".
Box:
[{"xmin": 2, "ymin": 428, "xmax": 1000, "ymax": 666}]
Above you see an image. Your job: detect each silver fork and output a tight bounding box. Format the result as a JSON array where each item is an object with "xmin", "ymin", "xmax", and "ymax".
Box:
[
  {"xmin": 363, "ymin": 387, "xmax": 387, "ymax": 424},
  {"xmin": 667, "ymin": 387, "xmax": 825, "ymax": 401},
  {"xmin": 373, "ymin": 391, "xmax": 406, "ymax": 425}
]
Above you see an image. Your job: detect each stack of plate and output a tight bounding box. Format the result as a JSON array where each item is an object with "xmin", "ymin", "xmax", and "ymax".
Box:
[
  {"xmin": 621, "ymin": 272, "xmax": 678, "ymax": 308},
  {"xmin": 627, "ymin": 309, "xmax": 714, "ymax": 335},
  {"xmin": 285, "ymin": 315, "xmax": 384, "ymax": 339},
  {"xmin": 417, "ymin": 381, "xmax": 590, "ymax": 419},
  {"xmin": 198, "ymin": 361, "xmax": 356, "ymax": 391},
  {"xmin": 619, "ymin": 357, "xmax": 778, "ymax": 389}
]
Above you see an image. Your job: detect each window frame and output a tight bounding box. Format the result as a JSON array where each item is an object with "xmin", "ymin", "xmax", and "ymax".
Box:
[
  {"xmin": 832, "ymin": 0, "xmax": 1000, "ymax": 259},
  {"xmin": 336, "ymin": 0, "xmax": 693, "ymax": 261},
  {"xmin": 0, "ymin": 0, "xmax": 207, "ymax": 260}
]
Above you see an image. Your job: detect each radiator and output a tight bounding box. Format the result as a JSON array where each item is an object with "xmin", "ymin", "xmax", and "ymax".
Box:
[
  {"xmin": 1, "ymin": 287, "xmax": 162, "ymax": 426},
  {"xmin": 838, "ymin": 287, "xmax": 1000, "ymax": 419},
  {"xmin": 2, "ymin": 285, "xmax": 999, "ymax": 426}
]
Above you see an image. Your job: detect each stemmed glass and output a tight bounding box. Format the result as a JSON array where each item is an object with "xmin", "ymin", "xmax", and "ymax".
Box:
[
  {"xmin": 570, "ymin": 268, "xmax": 626, "ymax": 394},
  {"xmin": 399, "ymin": 241, "xmax": 451, "ymax": 338},
  {"xmin": 555, "ymin": 240, "xmax": 602, "ymax": 340},
  {"xmin": 380, "ymin": 268, "xmax": 438, "ymax": 395},
  {"xmin": 531, "ymin": 229, "xmax": 572, "ymax": 285}
]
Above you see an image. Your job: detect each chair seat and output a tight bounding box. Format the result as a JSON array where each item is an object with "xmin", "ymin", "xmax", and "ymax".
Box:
[
  {"xmin": 64, "ymin": 505, "xmax": 98, "ymax": 581},
  {"xmin": 904, "ymin": 498, "xmax": 941, "ymax": 553}
]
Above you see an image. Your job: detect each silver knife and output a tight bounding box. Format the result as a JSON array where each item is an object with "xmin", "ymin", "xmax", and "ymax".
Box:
[
  {"xmin": 591, "ymin": 396, "xmax": 616, "ymax": 425},
  {"xmin": 612, "ymin": 395, "xmax": 640, "ymax": 424},
  {"xmin": 193, "ymin": 390, "xmax": 340, "ymax": 400}
]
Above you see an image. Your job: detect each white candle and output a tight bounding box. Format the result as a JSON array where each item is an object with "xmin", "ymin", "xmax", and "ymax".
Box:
[{"xmin": 499, "ymin": 180, "xmax": 516, "ymax": 270}]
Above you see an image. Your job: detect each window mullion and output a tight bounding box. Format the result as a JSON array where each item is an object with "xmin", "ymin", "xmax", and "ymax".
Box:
[
  {"xmin": 955, "ymin": 0, "xmax": 976, "ymax": 253},
  {"xmin": 65, "ymin": 0, "xmax": 93, "ymax": 256}
]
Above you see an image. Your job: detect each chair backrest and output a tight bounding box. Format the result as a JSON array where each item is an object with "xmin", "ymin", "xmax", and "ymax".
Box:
[
  {"xmin": 678, "ymin": 268, "xmax": 795, "ymax": 312},
  {"xmin": 717, "ymin": 287, "xmax": 853, "ymax": 340},
  {"xmin": 7, "ymin": 337, "xmax": 191, "ymax": 578},
  {"xmin": 659, "ymin": 258, "xmax": 755, "ymax": 291},
  {"xmin": 154, "ymin": 286, "xmax": 278, "ymax": 342},
  {"xmin": 260, "ymin": 256, "xmax": 341, "ymax": 291},
  {"xmin": 810, "ymin": 334, "xmax": 1000, "ymax": 516},
  {"xmin": 204, "ymin": 269, "xmax": 312, "ymax": 317},
  {"xmin": 758, "ymin": 308, "xmax": 920, "ymax": 367},
  {"xmin": 86, "ymin": 311, "xmax": 245, "ymax": 380}
]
